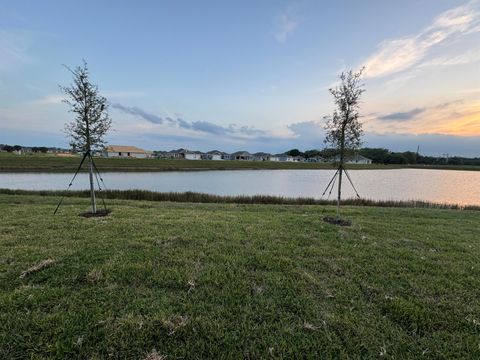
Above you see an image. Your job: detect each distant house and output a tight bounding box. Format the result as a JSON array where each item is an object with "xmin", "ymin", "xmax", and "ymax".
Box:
[
  {"xmin": 333, "ymin": 154, "xmax": 372, "ymax": 164},
  {"xmin": 153, "ymin": 151, "xmax": 168, "ymax": 159},
  {"xmin": 307, "ymin": 156, "xmax": 325, "ymax": 163},
  {"xmin": 205, "ymin": 150, "xmax": 229, "ymax": 160},
  {"xmin": 167, "ymin": 149, "xmax": 204, "ymax": 160},
  {"xmin": 231, "ymin": 151, "xmax": 254, "ymax": 161},
  {"xmin": 103, "ymin": 145, "xmax": 151, "ymax": 158},
  {"xmin": 274, "ymin": 153, "xmax": 295, "ymax": 162},
  {"xmin": 253, "ymin": 152, "xmax": 271, "ymax": 161},
  {"xmin": 166, "ymin": 148, "xmax": 187, "ymax": 159},
  {"xmin": 349, "ymin": 154, "xmax": 372, "ymax": 164},
  {"xmin": 184, "ymin": 151, "xmax": 204, "ymax": 160}
]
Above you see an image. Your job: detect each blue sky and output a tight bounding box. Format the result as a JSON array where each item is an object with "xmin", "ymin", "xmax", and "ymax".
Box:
[{"xmin": 1, "ymin": 0, "xmax": 480, "ymax": 155}]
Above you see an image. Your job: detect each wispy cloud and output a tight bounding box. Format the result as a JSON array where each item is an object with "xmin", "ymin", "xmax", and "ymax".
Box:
[
  {"xmin": 273, "ymin": 8, "xmax": 298, "ymax": 43},
  {"xmin": 31, "ymin": 94, "xmax": 64, "ymax": 105},
  {"xmin": 0, "ymin": 30, "xmax": 30, "ymax": 72},
  {"xmin": 112, "ymin": 103, "xmax": 164, "ymax": 124},
  {"xmin": 363, "ymin": 0, "xmax": 480, "ymax": 78},
  {"xmin": 112, "ymin": 103, "xmax": 268, "ymax": 138},
  {"xmin": 419, "ymin": 48, "xmax": 480, "ymax": 67},
  {"xmin": 378, "ymin": 108, "xmax": 426, "ymax": 121}
]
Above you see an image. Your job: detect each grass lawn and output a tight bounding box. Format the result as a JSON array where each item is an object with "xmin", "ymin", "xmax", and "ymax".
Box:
[
  {"xmin": 0, "ymin": 194, "xmax": 479, "ymax": 359},
  {"xmin": 2, "ymin": 152, "xmax": 479, "ymax": 172}
]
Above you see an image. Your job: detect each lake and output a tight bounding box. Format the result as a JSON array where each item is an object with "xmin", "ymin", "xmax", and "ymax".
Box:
[{"xmin": 1, "ymin": 169, "xmax": 479, "ymax": 205}]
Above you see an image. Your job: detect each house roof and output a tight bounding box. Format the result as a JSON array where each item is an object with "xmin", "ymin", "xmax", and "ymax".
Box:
[
  {"xmin": 231, "ymin": 151, "xmax": 252, "ymax": 156},
  {"xmin": 253, "ymin": 152, "xmax": 271, "ymax": 156},
  {"xmin": 207, "ymin": 150, "xmax": 227, "ymax": 155},
  {"xmin": 106, "ymin": 145, "xmax": 147, "ymax": 153},
  {"xmin": 169, "ymin": 148, "xmax": 204, "ymax": 154},
  {"xmin": 168, "ymin": 148, "xmax": 188, "ymax": 153}
]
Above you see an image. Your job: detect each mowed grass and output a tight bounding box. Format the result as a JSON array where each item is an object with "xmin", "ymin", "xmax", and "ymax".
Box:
[{"xmin": 0, "ymin": 194, "xmax": 479, "ymax": 359}]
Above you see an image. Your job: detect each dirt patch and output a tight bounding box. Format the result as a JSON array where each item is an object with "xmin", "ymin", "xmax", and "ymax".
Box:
[
  {"xmin": 79, "ymin": 209, "xmax": 112, "ymax": 218},
  {"xmin": 20, "ymin": 259, "xmax": 55, "ymax": 278},
  {"xmin": 323, "ymin": 216, "xmax": 352, "ymax": 227}
]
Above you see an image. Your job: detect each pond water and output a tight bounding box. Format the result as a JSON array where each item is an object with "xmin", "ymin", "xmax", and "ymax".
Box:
[{"xmin": 1, "ymin": 169, "xmax": 479, "ymax": 205}]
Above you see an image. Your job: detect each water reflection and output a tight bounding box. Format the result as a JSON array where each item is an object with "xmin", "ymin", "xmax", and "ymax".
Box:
[{"xmin": 1, "ymin": 169, "xmax": 479, "ymax": 205}]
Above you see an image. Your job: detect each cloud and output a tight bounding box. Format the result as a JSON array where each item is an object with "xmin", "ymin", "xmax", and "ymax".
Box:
[
  {"xmin": 378, "ymin": 108, "xmax": 425, "ymax": 121},
  {"xmin": 363, "ymin": 0, "xmax": 480, "ymax": 78},
  {"xmin": 112, "ymin": 103, "xmax": 267, "ymax": 138},
  {"xmin": 288, "ymin": 120, "xmax": 325, "ymax": 138},
  {"xmin": 419, "ymin": 48, "xmax": 480, "ymax": 67},
  {"xmin": 31, "ymin": 95, "xmax": 64, "ymax": 105},
  {"xmin": 364, "ymin": 132, "xmax": 480, "ymax": 157},
  {"xmin": 280, "ymin": 118, "xmax": 480, "ymax": 156},
  {"xmin": 273, "ymin": 11, "xmax": 298, "ymax": 43},
  {"xmin": 368, "ymin": 100, "xmax": 480, "ymax": 137},
  {"xmin": 111, "ymin": 103, "xmax": 164, "ymax": 124},
  {"xmin": 0, "ymin": 30, "xmax": 30, "ymax": 72}
]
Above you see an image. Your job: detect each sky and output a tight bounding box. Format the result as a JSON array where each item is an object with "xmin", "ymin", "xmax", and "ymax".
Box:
[{"xmin": 1, "ymin": 0, "xmax": 480, "ymax": 156}]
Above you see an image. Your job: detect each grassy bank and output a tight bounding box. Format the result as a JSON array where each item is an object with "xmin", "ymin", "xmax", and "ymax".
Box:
[
  {"xmin": 1, "ymin": 188, "xmax": 478, "ymax": 211},
  {"xmin": 1, "ymin": 194, "xmax": 479, "ymax": 358},
  {"xmin": 1, "ymin": 153, "xmax": 479, "ymax": 172}
]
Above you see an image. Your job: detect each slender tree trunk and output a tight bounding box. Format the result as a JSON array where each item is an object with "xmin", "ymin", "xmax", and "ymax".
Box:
[
  {"xmin": 337, "ymin": 127, "xmax": 346, "ymax": 218},
  {"xmin": 88, "ymin": 152, "xmax": 97, "ymax": 214},
  {"xmin": 336, "ymin": 164, "xmax": 343, "ymax": 217},
  {"xmin": 84, "ymin": 103, "xmax": 96, "ymax": 214}
]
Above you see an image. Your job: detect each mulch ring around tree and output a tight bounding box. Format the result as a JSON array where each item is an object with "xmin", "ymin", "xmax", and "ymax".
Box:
[
  {"xmin": 323, "ymin": 216, "xmax": 352, "ymax": 227},
  {"xmin": 79, "ymin": 209, "xmax": 112, "ymax": 218}
]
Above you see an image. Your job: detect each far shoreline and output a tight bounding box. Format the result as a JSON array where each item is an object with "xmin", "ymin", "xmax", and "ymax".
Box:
[{"xmin": 1, "ymin": 153, "xmax": 479, "ymax": 172}]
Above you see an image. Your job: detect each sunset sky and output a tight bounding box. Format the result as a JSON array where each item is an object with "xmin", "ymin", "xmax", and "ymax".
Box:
[{"xmin": 1, "ymin": 0, "xmax": 479, "ymax": 156}]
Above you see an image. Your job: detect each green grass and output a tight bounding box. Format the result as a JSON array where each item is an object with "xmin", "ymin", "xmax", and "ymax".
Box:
[
  {"xmin": 1, "ymin": 194, "xmax": 479, "ymax": 358},
  {"xmin": 2, "ymin": 152, "xmax": 479, "ymax": 172}
]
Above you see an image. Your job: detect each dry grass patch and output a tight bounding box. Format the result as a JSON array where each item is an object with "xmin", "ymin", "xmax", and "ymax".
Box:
[
  {"xmin": 144, "ymin": 349, "xmax": 167, "ymax": 360},
  {"xmin": 86, "ymin": 269, "xmax": 103, "ymax": 283},
  {"xmin": 19, "ymin": 259, "xmax": 55, "ymax": 278},
  {"xmin": 162, "ymin": 315, "xmax": 189, "ymax": 336}
]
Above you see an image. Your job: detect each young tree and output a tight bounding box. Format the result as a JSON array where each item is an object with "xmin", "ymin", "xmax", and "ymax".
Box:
[
  {"xmin": 60, "ymin": 60, "xmax": 112, "ymax": 214},
  {"xmin": 324, "ymin": 68, "xmax": 365, "ymax": 217}
]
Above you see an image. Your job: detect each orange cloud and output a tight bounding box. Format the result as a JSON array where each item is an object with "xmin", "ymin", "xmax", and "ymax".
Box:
[{"xmin": 368, "ymin": 100, "xmax": 480, "ymax": 136}]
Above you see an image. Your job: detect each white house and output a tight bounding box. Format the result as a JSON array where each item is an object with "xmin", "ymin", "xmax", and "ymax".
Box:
[
  {"xmin": 231, "ymin": 151, "xmax": 254, "ymax": 161},
  {"xmin": 274, "ymin": 153, "xmax": 295, "ymax": 162},
  {"xmin": 166, "ymin": 149, "xmax": 204, "ymax": 160},
  {"xmin": 103, "ymin": 145, "xmax": 151, "ymax": 158},
  {"xmin": 253, "ymin": 152, "xmax": 271, "ymax": 161},
  {"xmin": 333, "ymin": 154, "xmax": 372, "ymax": 164},
  {"xmin": 206, "ymin": 150, "xmax": 228, "ymax": 160},
  {"xmin": 348, "ymin": 154, "xmax": 372, "ymax": 164},
  {"xmin": 184, "ymin": 151, "xmax": 203, "ymax": 160}
]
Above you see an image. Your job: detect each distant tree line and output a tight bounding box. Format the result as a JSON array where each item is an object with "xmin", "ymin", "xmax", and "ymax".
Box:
[
  {"xmin": 285, "ymin": 147, "xmax": 480, "ymax": 166},
  {"xmin": 0, "ymin": 144, "xmax": 22, "ymax": 152},
  {"xmin": 358, "ymin": 148, "xmax": 480, "ymax": 166},
  {"xmin": 0, "ymin": 145, "xmax": 57, "ymax": 153}
]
